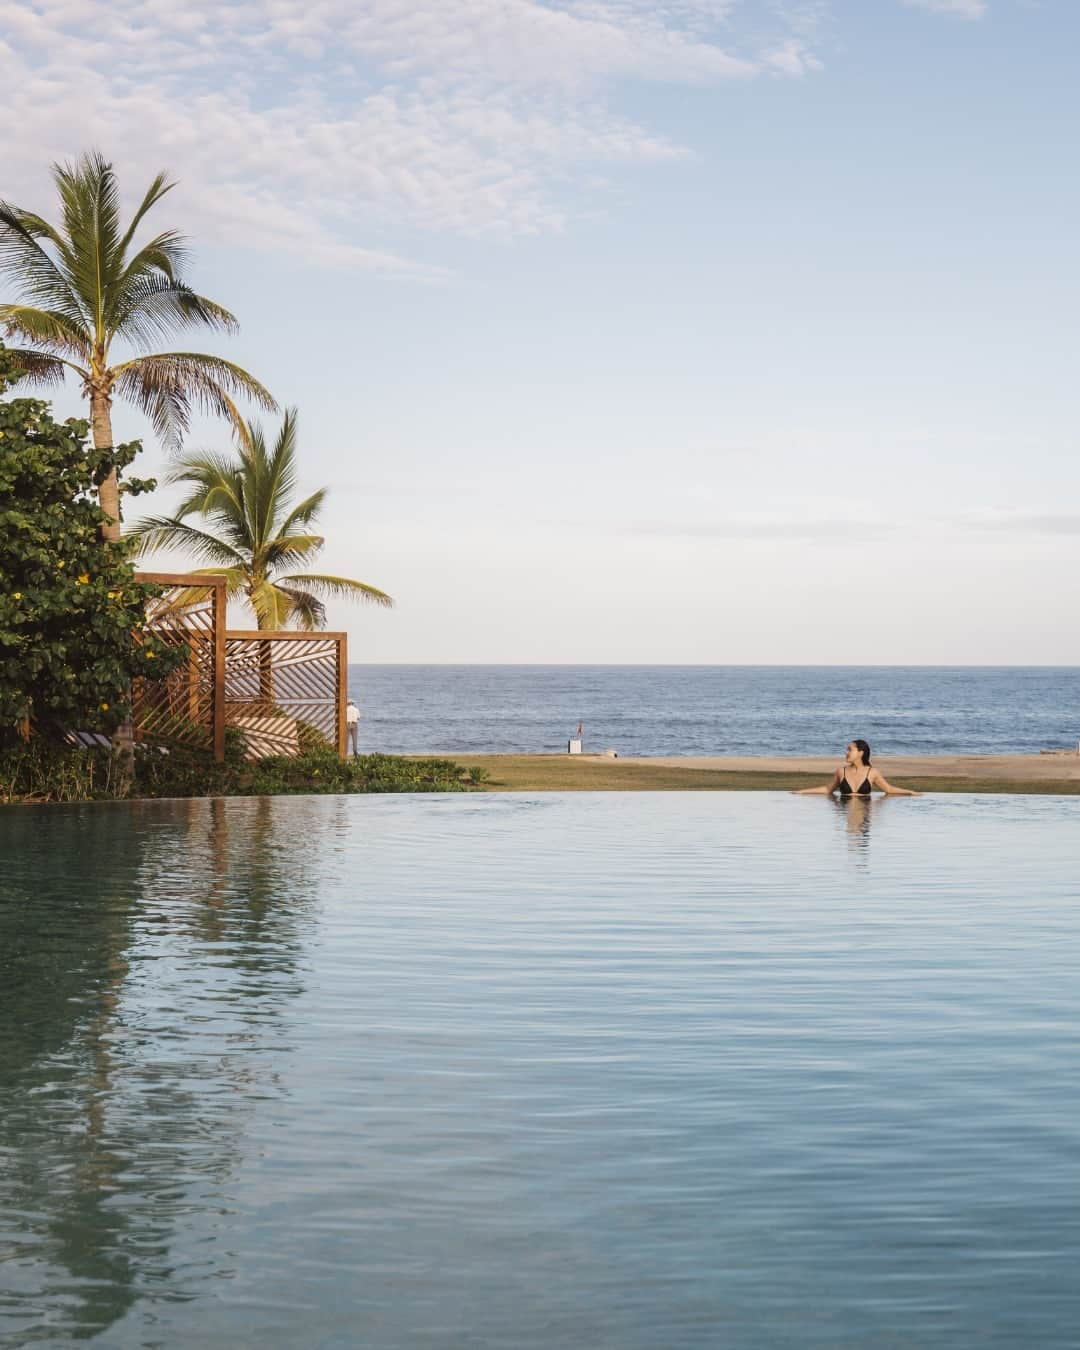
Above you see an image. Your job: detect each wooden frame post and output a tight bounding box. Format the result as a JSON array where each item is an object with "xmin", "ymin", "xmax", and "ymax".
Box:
[
  {"xmin": 212, "ymin": 580, "xmax": 226, "ymax": 762},
  {"xmin": 337, "ymin": 633, "xmax": 348, "ymax": 758}
]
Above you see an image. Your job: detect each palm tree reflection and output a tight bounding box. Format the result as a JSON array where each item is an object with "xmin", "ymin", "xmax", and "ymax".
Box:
[{"xmin": 0, "ymin": 796, "xmax": 329, "ymax": 1344}]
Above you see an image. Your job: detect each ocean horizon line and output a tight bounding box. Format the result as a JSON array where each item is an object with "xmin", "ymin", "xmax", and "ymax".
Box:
[{"xmin": 348, "ymin": 661, "xmax": 1080, "ymax": 670}]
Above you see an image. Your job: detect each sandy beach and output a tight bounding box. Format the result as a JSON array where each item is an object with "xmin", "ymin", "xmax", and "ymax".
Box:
[{"xmin": 440, "ymin": 753, "xmax": 1080, "ymax": 794}]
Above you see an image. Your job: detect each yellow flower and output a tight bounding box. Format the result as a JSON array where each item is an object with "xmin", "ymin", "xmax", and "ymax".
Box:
[
  {"xmin": 100, "ymin": 702, "xmax": 109, "ymax": 711},
  {"xmin": 107, "ymin": 590, "xmax": 119, "ymax": 600},
  {"xmin": 77, "ymin": 574, "xmax": 90, "ymax": 585},
  {"xmin": 146, "ymin": 650, "xmax": 155, "ymax": 659},
  {"xmin": 57, "ymin": 560, "xmax": 65, "ymax": 568},
  {"xmin": 13, "ymin": 592, "xmax": 21, "ymax": 600}
]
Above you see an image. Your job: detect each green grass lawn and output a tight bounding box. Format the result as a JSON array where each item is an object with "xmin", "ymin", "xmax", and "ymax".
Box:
[{"xmin": 438, "ymin": 755, "xmax": 1080, "ymax": 795}]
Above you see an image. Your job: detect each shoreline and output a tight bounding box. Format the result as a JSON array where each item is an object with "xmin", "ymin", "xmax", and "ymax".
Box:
[{"xmin": 419, "ymin": 753, "xmax": 1080, "ymax": 794}]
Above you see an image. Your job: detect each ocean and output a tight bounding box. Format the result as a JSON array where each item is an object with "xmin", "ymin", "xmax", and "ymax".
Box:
[{"xmin": 346, "ymin": 665, "xmax": 1080, "ymax": 758}]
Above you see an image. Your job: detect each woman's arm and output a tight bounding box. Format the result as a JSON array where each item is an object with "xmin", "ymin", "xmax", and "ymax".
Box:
[
  {"xmin": 795, "ymin": 765, "xmax": 843, "ymax": 795},
  {"xmin": 869, "ymin": 768, "xmax": 919, "ymax": 797}
]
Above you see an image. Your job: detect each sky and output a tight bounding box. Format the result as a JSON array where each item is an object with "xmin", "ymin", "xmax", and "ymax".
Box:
[{"xmin": 2, "ymin": 0, "xmax": 1079, "ymax": 664}]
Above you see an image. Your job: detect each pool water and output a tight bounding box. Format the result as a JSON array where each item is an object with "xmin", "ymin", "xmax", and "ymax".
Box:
[{"xmin": 1, "ymin": 793, "xmax": 1079, "ymax": 1348}]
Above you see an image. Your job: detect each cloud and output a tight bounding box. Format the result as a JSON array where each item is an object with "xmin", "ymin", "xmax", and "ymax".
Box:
[
  {"xmin": 960, "ymin": 510, "xmax": 1080, "ymax": 535},
  {"xmin": 902, "ymin": 0, "xmax": 988, "ymax": 18},
  {"xmin": 621, "ymin": 500, "xmax": 1080, "ymax": 550},
  {"xmin": 626, "ymin": 503, "xmax": 891, "ymax": 542},
  {"xmin": 761, "ymin": 39, "xmax": 824, "ymax": 76},
  {"xmin": 0, "ymin": 0, "xmax": 823, "ymax": 272}
]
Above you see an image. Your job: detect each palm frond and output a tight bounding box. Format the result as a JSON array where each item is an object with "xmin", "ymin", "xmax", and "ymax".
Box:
[
  {"xmin": 126, "ymin": 515, "xmax": 246, "ymax": 567},
  {"xmin": 0, "ymin": 347, "xmax": 80, "ymax": 387},
  {"xmin": 264, "ymin": 532, "xmax": 325, "ymax": 569},
  {"xmin": 275, "ymin": 486, "xmax": 328, "ymax": 538},
  {"xmin": 279, "ymin": 573, "xmax": 395, "ymax": 607},
  {"xmin": 276, "ymin": 586, "xmax": 327, "ymax": 631},
  {"xmin": 117, "ymin": 229, "xmax": 189, "ymax": 287},
  {"xmin": 0, "ymin": 304, "xmax": 91, "ymax": 360},
  {"xmin": 51, "ymin": 151, "xmax": 123, "ymax": 341},
  {"xmin": 161, "ymin": 567, "xmax": 249, "ymax": 603},
  {"xmin": 115, "ymin": 171, "xmax": 178, "ymax": 261},
  {"xmin": 242, "ymin": 420, "xmax": 270, "ymax": 542},
  {"xmin": 111, "ymin": 352, "xmax": 277, "ymax": 451},
  {"xmin": 259, "ymin": 407, "xmax": 299, "ymax": 540},
  {"xmin": 166, "ymin": 458, "xmax": 249, "ymax": 540},
  {"xmin": 0, "ymin": 206, "xmax": 67, "ymax": 253},
  {"xmin": 108, "ymin": 278, "xmax": 239, "ymax": 353},
  {"xmin": 0, "ymin": 203, "xmax": 87, "ymax": 326},
  {"xmin": 164, "ymin": 447, "xmax": 248, "ymax": 489},
  {"xmin": 248, "ymin": 578, "xmax": 293, "ymax": 630}
]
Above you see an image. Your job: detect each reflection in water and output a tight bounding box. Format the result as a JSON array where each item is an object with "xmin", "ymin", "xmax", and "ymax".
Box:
[
  {"xmin": 4, "ymin": 794, "xmax": 1080, "ymax": 1350},
  {"xmin": 830, "ymin": 793, "xmax": 890, "ymax": 862},
  {"xmin": 0, "ymin": 799, "xmax": 331, "ymax": 1347}
]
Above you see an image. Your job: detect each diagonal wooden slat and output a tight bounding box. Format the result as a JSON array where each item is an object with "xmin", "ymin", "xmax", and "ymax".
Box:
[
  {"xmin": 132, "ymin": 573, "xmax": 227, "ymax": 759},
  {"xmin": 222, "ymin": 631, "xmax": 346, "ymax": 760}
]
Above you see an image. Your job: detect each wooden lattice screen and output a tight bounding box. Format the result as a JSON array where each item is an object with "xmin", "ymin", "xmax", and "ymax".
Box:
[
  {"xmin": 133, "ymin": 572, "xmax": 226, "ymax": 759},
  {"xmin": 223, "ymin": 632, "xmax": 347, "ymax": 759}
]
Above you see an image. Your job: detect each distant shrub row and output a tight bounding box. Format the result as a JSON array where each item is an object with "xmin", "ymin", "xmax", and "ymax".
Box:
[{"xmin": 0, "ymin": 735, "xmax": 488, "ymax": 804}]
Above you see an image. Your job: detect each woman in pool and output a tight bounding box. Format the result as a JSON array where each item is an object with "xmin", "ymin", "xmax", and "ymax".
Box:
[{"xmin": 796, "ymin": 739, "xmax": 919, "ymax": 797}]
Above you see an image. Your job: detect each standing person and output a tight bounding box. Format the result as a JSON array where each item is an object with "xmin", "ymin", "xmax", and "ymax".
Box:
[
  {"xmin": 796, "ymin": 739, "xmax": 919, "ymax": 796},
  {"xmin": 346, "ymin": 699, "xmax": 361, "ymax": 755}
]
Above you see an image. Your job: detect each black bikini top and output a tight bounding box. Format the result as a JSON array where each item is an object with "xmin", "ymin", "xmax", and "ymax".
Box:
[{"xmin": 839, "ymin": 766, "xmax": 872, "ymax": 796}]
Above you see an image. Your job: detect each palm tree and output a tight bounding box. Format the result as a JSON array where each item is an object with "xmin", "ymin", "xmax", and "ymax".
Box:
[
  {"xmin": 0, "ymin": 151, "xmax": 275, "ymax": 542},
  {"xmin": 129, "ymin": 407, "xmax": 393, "ymax": 636}
]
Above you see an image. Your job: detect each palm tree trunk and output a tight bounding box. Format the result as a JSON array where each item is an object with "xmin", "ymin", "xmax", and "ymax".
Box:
[
  {"xmin": 90, "ymin": 388, "xmax": 132, "ymax": 773},
  {"xmin": 89, "ymin": 390, "xmax": 122, "ymax": 544}
]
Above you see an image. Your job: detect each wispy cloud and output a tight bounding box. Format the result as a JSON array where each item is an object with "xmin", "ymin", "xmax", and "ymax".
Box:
[
  {"xmin": 960, "ymin": 510, "xmax": 1080, "ymax": 534},
  {"xmin": 626, "ymin": 501, "xmax": 1080, "ymax": 543},
  {"xmin": 761, "ymin": 39, "xmax": 824, "ymax": 76},
  {"xmin": 902, "ymin": 0, "xmax": 988, "ymax": 18},
  {"xmin": 0, "ymin": 0, "xmax": 823, "ymax": 273},
  {"xmin": 626, "ymin": 503, "xmax": 890, "ymax": 542}
]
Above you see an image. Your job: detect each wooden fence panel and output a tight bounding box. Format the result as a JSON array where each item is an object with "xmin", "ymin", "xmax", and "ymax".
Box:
[
  {"xmin": 133, "ymin": 573, "xmax": 226, "ymax": 759},
  {"xmin": 223, "ymin": 632, "xmax": 347, "ymax": 759},
  {"xmin": 131, "ymin": 574, "xmax": 346, "ymax": 762}
]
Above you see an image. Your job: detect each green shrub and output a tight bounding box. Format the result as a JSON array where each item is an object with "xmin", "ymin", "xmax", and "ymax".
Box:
[
  {"xmin": 131, "ymin": 741, "xmax": 239, "ymax": 799},
  {"xmin": 130, "ymin": 746, "xmax": 479, "ymax": 799},
  {"xmin": 245, "ymin": 750, "xmax": 476, "ymax": 796},
  {"xmin": 295, "ymin": 720, "xmax": 332, "ymax": 753},
  {"xmin": 0, "ymin": 347, "xmax": 187, "ymax": 742},
  {"xmin": 0, "ymin": 740, "xmax": 124, "ymax": 803},
  {"xmin": 0, "ymin": 728, "xmax": 483, "ymax": 803}
]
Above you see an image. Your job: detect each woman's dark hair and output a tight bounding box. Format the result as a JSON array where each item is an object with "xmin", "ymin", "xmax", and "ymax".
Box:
[{"xmin": 852, "ymin": 739, "xmax": 871, "ymax": 766}]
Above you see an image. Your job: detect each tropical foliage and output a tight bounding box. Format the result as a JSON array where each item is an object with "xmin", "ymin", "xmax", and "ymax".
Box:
[
  {"xmin": 0, "ymin": 150, "xmax": 274, "ymax": 540},
  {"xmin": 135, "ymin": 745, "xmax": 485, "ymax": 799},
  {"xmin": 0, "ymin": 739, "xmax": 484, "ymax": 803},
  {"xmin": 0, "ymin": 347, "xmax": 185, "ymax": 743},
  {"xmin": 129, "ymin": 409, "xmax": 393, "ymax": 629}
]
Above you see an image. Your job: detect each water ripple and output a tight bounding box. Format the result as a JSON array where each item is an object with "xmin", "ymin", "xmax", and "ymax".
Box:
[{"xmin": 1, "ymin": 794, "xmax": 1079, "ymax": 1347}]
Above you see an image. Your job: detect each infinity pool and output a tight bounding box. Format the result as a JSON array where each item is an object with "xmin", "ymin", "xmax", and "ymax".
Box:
[{"xmin": 2, "ymin": 793, "xmax": 1079, "ymax": 1348}]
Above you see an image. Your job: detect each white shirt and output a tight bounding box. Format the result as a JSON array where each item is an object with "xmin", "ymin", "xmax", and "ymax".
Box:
[{"xmin": 346, "ymin": 704, "xmax": 360, "ymax": 725}]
